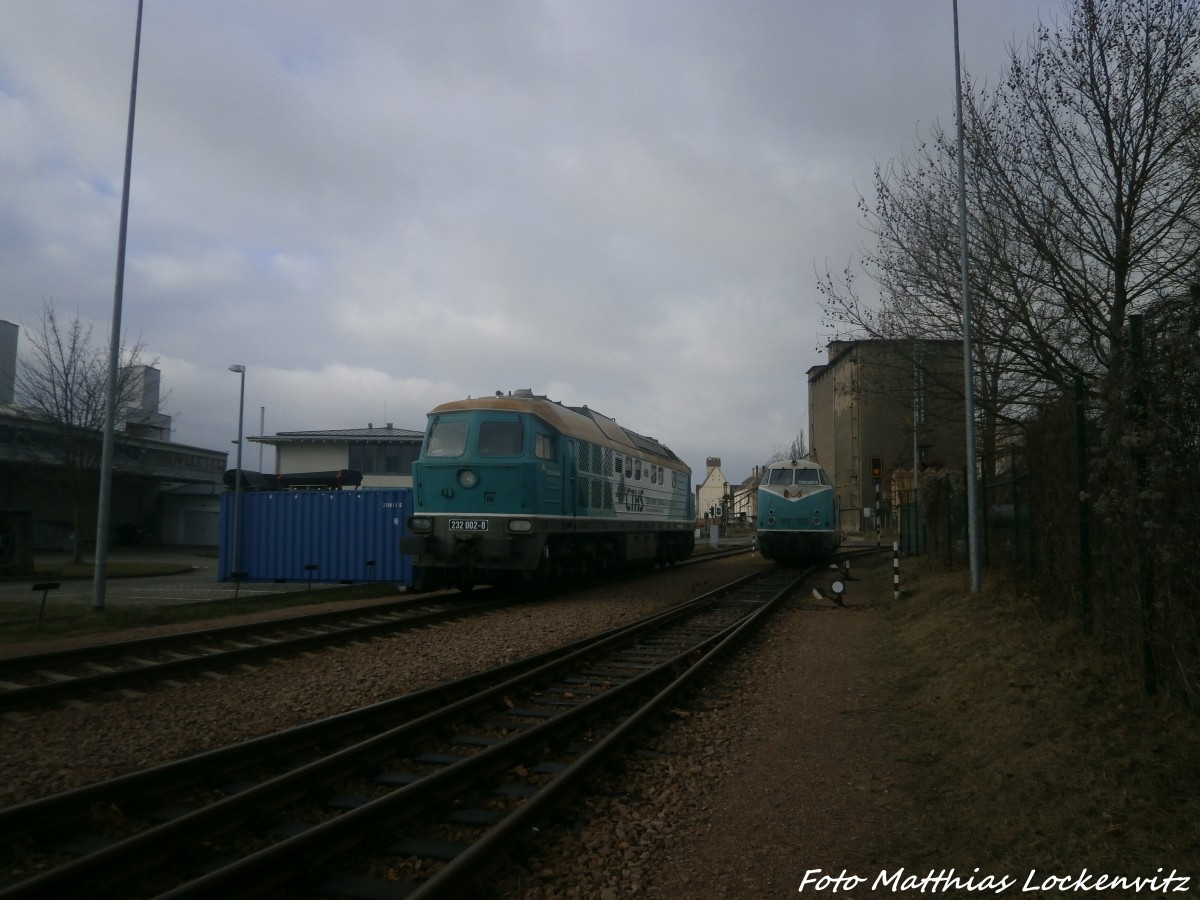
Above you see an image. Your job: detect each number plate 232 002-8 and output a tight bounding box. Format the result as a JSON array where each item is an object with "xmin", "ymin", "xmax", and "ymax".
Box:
[{"xmin": 449, "ymin": 519, "xmax": 488, "ymax": 532}]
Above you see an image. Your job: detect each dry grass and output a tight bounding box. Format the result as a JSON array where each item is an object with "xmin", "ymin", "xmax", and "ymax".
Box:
[
  {"xmin": 880, "ymin": 564, "xmax": 1200, "ymax": 883},
  {"xmin": 0, "ymin": 583, "xmax": 404, "ymax": 644},
  {"xmin": 0, "ymin": 560, "xmax": 193, "ymax": 583}
]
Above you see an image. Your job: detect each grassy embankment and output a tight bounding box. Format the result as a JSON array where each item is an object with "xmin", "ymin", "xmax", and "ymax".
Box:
[
  {"xmin": 878, "ymin": 562, "xmax": 1199, "ymax": 886},
  {"xmin": 0, "ymin": 557, "xmax": 401, "ymax": 644}
]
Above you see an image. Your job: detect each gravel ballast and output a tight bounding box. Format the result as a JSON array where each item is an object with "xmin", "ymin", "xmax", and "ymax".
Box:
[
  {"xmin": 490, "ymin": 554, "xmax": 905, "ymax": 898},
  {"xmin": 0, "ymin": 557, "xmax": 768, "ymax": 806},
  {"xmin": 0, "ymin": 553, "xmax": 902, "ymax": 897}
]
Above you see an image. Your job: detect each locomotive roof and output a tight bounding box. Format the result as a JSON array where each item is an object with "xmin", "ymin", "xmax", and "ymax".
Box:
[
  {"xmin": 766, "ymin": 457, "xmax": 825, "ymax": 469},
  {"xmin": 428, "ymin": 391, "xmax": 688, "ymax": 470}
]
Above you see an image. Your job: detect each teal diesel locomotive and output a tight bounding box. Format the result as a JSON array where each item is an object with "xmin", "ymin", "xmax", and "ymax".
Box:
[
  {"xmin": 755, "ymin": 458, "xmax": 841, "ymax": 564},
  {"xmin": 401, "ymin": 390, "xmax": 695, "ymax": 590}
]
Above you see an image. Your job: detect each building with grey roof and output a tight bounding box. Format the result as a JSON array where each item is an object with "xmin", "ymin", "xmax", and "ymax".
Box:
[{"xmin": 250, "ymin": 423, "xmax": 424, "ymax": 489}]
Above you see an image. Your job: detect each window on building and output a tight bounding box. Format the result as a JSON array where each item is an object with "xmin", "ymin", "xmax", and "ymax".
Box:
[{"xmin": 350, "ymin": 442, "xmax": 420, "ymax": 474}]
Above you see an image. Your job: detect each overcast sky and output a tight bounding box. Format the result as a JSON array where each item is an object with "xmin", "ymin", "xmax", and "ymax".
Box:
[{"xmin": 1, "ymin": 0, "xmax": 1062, "ymax": 483}]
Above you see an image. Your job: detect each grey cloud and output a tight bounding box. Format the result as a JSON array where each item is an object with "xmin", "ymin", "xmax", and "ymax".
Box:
[{"xmin": 0, "ymin": 0, "xmax": 1057, "ymax": 483}]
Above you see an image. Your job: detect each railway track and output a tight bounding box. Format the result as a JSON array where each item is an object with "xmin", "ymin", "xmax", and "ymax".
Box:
[
  {"xmin": 0, "ymin": 565, "xmax": 804, "ymax": 899},
  {"xmin": 0, "ymin": 547, "xmax": 755, "ymax": 714},
  {"xmin": 0, "ymin": 593, "xmax": 519, "ymax": 714}
]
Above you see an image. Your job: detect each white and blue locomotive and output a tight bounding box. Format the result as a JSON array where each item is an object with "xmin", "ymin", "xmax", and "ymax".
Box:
[
  {"xmin": 755, "ymin": 458, "xmax": 841, "ymax": 564},
  {"xmin": 401, "ymin": 390, "xmax": 695, "ymax": 590}
]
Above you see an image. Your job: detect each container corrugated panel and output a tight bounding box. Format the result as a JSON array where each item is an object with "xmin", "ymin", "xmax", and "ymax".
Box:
[{"xmin": 219, "ymin": 489, "xmax": 412, "ymax": 584}]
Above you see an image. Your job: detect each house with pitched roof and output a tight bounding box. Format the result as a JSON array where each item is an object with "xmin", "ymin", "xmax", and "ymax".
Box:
[{"xmin": 695, "ymin": 456, "xmax": 729, "ymax": 522}]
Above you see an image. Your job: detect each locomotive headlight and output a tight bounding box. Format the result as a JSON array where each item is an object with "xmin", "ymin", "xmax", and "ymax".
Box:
[
  {"xmin": 508, "ymin": 519, "xmax": 532, "ymax": 533},
  {"xmin": 408, "ymin": 516, "xmax": 433, "ymax": 533},
  {"xmin": 457, "ymin": 468, "xmax": 479, "ymax": 489}
]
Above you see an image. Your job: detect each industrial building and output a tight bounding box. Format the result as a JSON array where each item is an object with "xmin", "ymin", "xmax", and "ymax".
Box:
[
  {"xmin": 0, "ymin": 319, "xmax": 226, "ymax": 552},
  {"xmin": 808, "ymin": 338, "xmax": 966, "ymax": 533}
]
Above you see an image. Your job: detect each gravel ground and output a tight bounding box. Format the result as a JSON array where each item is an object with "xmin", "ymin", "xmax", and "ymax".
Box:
[
  {"xmin": 0, "ymin": 553, "xmax": 900, "ymax": 897},
  {"xmin": 489, "ymin": 554, "xmax": 906, "ymax": 899},
  {"xmin": 0, "ymin": 557, "xmax": 769, "ymax": 806}
]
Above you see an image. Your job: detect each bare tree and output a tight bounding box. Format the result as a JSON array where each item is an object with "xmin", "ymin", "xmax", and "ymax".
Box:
[
  {"xmin": 816, "ymin": 0, "xmax": 1200, "ymax": 694},
  {"xmin": 13, "ymin": 301, "xmax": 152, "ymax": 563},
  {"xmin": 767, "ymin": 430, "xmax": 809, "ymax": 464},
  {"xmin": 979, "ymin": 0, "xmax": 1200, "ymax": 372},
  {"xmin": 817, "ymin": 0, "xmax": 1200, "ymax": 478}
]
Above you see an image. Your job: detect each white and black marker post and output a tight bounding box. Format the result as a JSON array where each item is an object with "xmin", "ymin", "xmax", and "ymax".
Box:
[{"xmin": 893, "ymin": 541, "xmax": 900, "ymax": 601}]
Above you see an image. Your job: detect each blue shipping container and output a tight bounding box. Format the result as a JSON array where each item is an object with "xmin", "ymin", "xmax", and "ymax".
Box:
[{"xmin": 218, "ymin": 489, "xmax": 412, "ymax": 585}]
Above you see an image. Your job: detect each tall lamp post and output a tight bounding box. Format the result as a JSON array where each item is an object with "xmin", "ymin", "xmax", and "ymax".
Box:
[
  {"xmin": 91, "ymin": 0, "xmax": 144, "ymax": 612},
  {"xmin": 228, "ymin": 365, "xmax": 246, "ymax": 579},
  {"xmin": 952, "ymin": 0, "xmax": 982, "ymax": 592}
]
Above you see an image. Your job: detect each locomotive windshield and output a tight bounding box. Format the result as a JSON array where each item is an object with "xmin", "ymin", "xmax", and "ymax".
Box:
[
  {"xmin": 767, "ymin": 467, "xmax": 821, "ymax": 485},
  {"xmin": 425, "ymin": 419, "xmax": 468, "ymax": 458},
  {"xmin": 478, "ymin": 420, "xmax": 524, "ymax": 457}
]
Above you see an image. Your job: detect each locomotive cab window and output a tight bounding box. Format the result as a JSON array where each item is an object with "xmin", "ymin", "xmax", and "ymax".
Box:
[
  {"xmin": 426, "ymin": 420, "xmax": 468, "ymax": 458},
  {"xmin": 478, "ymin": 420, "xmax": 524, "ymax": 457},
  {"xmin": 634, "ymin": 459, "xmax": 642, "ymax": 480},
  {"xmin": 535, "ymin": 433, "xmax": 554, "ymax": 460},
  {"xmin": 796, "ymin": 468, "xmax": 819, "ymax": 484},
  {"xmin": 769, "ymin": 469, "xmax": 793, "ymax": 485}
]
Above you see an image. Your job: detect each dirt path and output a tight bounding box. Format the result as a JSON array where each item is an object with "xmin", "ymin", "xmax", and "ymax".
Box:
[{"xmin": 649, "ymin": 608, "xmax": 915, "ymax": 896}]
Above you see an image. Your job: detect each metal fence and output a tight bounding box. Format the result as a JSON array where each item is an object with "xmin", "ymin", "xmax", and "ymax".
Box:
[{"xmin": 903, "ymin": 313, "xmax": 1200, "ymax": 702}]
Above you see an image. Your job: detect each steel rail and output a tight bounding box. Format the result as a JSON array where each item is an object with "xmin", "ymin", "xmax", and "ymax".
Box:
[
  {"xmin": 0, "ymin": 546, "xmax": 756, "ymax": 714},
  {"xmin": 0, "ymin": 569, "xmax": 796, "ymax": 899},
  {"xmin": 0, "ymin": 594, "xmax": 517, "ymax": 713},
  {"xmin": 0, "ymin": 594, "xmax": 451, "ymax": 676},
  {"xmin": 0, "ymin": 578, "xmax": 737, "ymax": 847},
  {"xmin": 407, "ymin": 570, "xmax": 794, "ymax": 898},
  {"xmin": 153, "ymin": 571, "xmax": 797, "ymax": 900}
]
